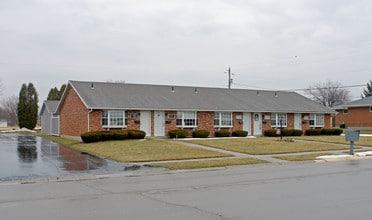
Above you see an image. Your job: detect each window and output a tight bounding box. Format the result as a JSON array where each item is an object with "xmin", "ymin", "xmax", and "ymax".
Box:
[
  {"xmin": 102, "ymin": 110, "xmax": 126, "ymax": 128},
  {"xmin": 370, "ymin": 106, "xmax": 372, "ymax": 112},
  {"xmin": 176, "ymin": 111, "xmax": 197, "ymax": 127},
  {"xmin": 309, "ymin": 114, "xmax": 324, "ymax": 127},
  {"xmin": 214, "ymin": 112, "xmax": 233, "ymax": 127},
  {"xmin": 271, "ymin": 113, "xmax": 287, "ymax": 127},
  {"xmin": 343, "ymin": 109, "xmax": 348, "ymax": 114}
]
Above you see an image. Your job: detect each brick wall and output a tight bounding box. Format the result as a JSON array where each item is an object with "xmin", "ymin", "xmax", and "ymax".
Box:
[
  {"xmin": 335, "ymin": 107, "xmax": 372, "ymax": 128},
  {"xmin": 60, "ymin": 87, "xmax": 88, "ymax": 136}
]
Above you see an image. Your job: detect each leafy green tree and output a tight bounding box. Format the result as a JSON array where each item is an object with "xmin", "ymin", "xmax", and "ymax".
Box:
[
  {"xmin": 17, "ymin": 83, "xmax": 39, "ymax": 129},
  {"xmin": 47, "ymin": 84, "xmax": 66, "ymax": 100},
  {"xmin": 361, "ymin": 80, "xmax": 372, "ymax": 98}
]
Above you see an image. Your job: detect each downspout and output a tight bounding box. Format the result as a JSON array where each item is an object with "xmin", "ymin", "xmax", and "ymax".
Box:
[{"xmin": 88, "ymin": 108, "xmax": 93, "ymax": 132}]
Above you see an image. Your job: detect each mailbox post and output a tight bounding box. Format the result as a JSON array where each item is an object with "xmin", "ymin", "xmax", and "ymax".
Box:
[{"xmin": 345, "ymin": 130, "xmax": 360, "ymax": 155}]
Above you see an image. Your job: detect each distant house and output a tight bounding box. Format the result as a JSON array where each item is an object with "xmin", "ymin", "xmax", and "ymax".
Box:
[
  {"xmin": 334, "ymin": 96, "xmax": 372, "ymax": 130},
  {"xmin": 0, "ymin": 119, "xmax": 7, "ymax": 127},
  {"xmin": 0, "ymin": 110, "xmax": 8, "ymax": 127},
  {"xmin": 40, "ymin": 100, "xmax": 60, "ymax": 135},
  {"xmin": 50, "ymin": 80, "xmax": 334, "ymax": 138}
]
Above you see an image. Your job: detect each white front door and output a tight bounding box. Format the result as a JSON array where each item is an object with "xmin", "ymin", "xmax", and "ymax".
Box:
[
  {"xmin": 140, "ymin": 111, "xmax": 151, "ymax": 136},
  {"xmin": 154, "ymin": 111, "xmax": 165, "ymax": 136},
  {"xmin": 253, "ymin": 113, "xmax": 262, "ymax": 136},
  {"xmin": 294, "ymin": 113, "xmax": 302, "ymax": 130},
  {"xmin": 243, "ymin": 112, "xmax": 251, "ymax": 135}
]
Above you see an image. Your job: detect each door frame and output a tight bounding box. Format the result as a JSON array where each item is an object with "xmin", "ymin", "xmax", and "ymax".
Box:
[
  {"xmin": 140, "ymin": 111, "xmax": 151, "ymax": 137},
  {"xmin": 154, "ymin": 111, "xmax": 165, "ymax": 136},
  {"xmin": 253, "ymin": 112, "xmax": 262, "ymax": 136},
  {"xmin": 243, "ymin": 112, "xmax": 251, "ymax": 136}
]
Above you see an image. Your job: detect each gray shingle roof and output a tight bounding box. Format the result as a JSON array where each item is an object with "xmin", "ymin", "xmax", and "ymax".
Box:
[
  {"xmin": 65, "ymin": 80, "xmax": 334, "ymax": 113},
  {"xmin": 334, "ymin": 96, "xmax": 372, "ymax": 109},
  {"xmin": 41, "ymin": 100, "xmax": 60, "ymax": 115}
]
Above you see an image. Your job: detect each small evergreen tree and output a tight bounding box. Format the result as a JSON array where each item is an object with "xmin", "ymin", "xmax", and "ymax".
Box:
[
  {"xmin": 17, "ymin": 83, "xmax": 39, "ymax": 129},
  {"xmin": 47, "ymin": 84, "xmax": 66, "ymax": 100},
  {"xmin": 361, "ymin": 80, "xmax": 372, "ymax": 98},
  {"xmin": 47, "ymin": 87, "xmax": 59, "ymax": 100}
]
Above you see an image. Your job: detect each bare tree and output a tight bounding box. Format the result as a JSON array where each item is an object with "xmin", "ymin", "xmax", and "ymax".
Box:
[
  {"xmin": 1, "ymin": 96, "xmax": 18, "ymax": 126},
  {"xmin": 305, "ymin": 80, "xmax": 351, "ymax": 107},
  {"xmin": 0, "ymin": 78, "xmax": 3, "ymax": 97}
]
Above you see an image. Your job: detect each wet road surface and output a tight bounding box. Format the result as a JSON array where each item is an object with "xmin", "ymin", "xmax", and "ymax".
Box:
[{"xmin": 1, "ymin": 158, "xmax": 372, "ymax": 219}]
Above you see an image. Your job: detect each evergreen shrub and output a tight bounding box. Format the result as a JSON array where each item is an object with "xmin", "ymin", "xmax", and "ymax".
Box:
[
  {"xmin": 192, "ymin": 130, "xmax": 210, "ymax": 138},
  {"xmin": 232, "ymin": 130, "xmax": 249, "ymax": 137}
]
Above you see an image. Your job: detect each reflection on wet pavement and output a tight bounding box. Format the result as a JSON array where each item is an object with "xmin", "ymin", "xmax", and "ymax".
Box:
[{"xmin": 0, "ymin": 133, "xmax": 161, "ymax": 181}]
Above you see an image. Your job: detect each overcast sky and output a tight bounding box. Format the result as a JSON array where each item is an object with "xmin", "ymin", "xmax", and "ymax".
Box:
[{"xmin": 1, "ymin": 0, "xmax": 371, "ymax": 103}]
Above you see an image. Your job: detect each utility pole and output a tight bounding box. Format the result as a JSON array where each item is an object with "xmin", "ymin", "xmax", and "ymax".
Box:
[{"xmin": 226, "ymin": 67, "xmax": 234, "ymax": 89}]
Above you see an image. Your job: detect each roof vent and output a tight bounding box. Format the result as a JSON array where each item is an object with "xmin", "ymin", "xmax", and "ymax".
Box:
[
  {"xmin": 194, "ymin": 88, "xmax": 198, "ymax": 93},
  {"xmin": 91, "ymin": 83, "xmax": 94, "ymax": 89},
  {"xmin": 256, "ymin": 91, "xmax": 260, "ymax": 96},
  {"xmin": 171, "ymin": 86, "xmax": 175, "ymax": 92},
  {"xmin": 274, "ymin": 91, "xmax": 278, "ymax": 97}
]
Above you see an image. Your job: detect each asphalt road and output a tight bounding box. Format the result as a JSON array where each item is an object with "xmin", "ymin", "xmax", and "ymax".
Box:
[{"xmin": 1, "ymin": 159, "xmax": 372, "ymax": 220}]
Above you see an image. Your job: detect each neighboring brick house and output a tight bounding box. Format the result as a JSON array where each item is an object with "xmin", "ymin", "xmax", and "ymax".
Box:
[
  {"xmin": 51, "ymin": 80, "xmax": 334, "ymax": 138},
  {"xmin": 334, "ymin": 96, "xmax": 372, "ymax": 130}
]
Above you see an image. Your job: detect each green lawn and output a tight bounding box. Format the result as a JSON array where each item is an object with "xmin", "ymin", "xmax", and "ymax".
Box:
[
  {"xmin": 295, "ymin": 136, "xmax": 372, "ymax": 147},
  {"xmin": 67, "ymin": 139, "xmax": 230, "ymax": 162},
  {"xmin": 185, "ymin": 137, "xmax": 350, "ymax": 155},
  {"xmin": 148, "ymin": 157, "xmax": 269, "ymax": 170}
]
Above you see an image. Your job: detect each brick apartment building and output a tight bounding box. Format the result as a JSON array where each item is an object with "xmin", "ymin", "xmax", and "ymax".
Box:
[
  {"xmin": 42, "ymin": 80, "xmax": 334, "ymax": 138},
  {"xmin": 334, "ymin": 96, "xmax": 372, "ymax": 130}
]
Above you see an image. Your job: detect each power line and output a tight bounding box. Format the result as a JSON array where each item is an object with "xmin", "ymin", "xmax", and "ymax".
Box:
[
  {"xmin": 286, "ymin": 84, "xmax": 366, "ymax": 92},
  {"xmin": 234, "ymin": 82, "xmax": 366, "ymax": 92}
]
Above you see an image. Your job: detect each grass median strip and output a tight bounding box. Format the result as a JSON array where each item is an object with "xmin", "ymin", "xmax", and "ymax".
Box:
[
  {"xmin": 273, "ymin": 153, "xmax": 331, "ymax": 161},
  {"xmin": 148, "ymin": 157, "xmax": 269, "ymax": 170},
  {"xmin": 185, "ymin": 138, "xmax": 350, "ymax": 155}
]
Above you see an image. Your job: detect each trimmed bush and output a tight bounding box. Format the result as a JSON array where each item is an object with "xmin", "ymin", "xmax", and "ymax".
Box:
[
  {"xmin": 305, "ymin": 129, "xmax": 322, "ymax": 136},
  {"xmin": 264, "ymin": 129, "xmax": 277, "ymax": 137},
  {"xmin": 113, "ymin": 130, "xmax": 128, "ymax": 140},
  {"xmin": 281, "ymin": 129, "xmax": 293, "ymax": 136},
  {"xmin": 232, "ymin": 130, "xmax": 248, "ymax": 137},
  {"xmin": 169, "ymin": 129, "xmax": 188, "ymax": 138},
  {"xmin": 81, "ymin": 131, "xmax": 101, "ymax": 143},
  {"xmin": 100, "ymin": 131, "xmax": 115, "ymax": 141},
  {"xmin": 192, "ymin": 130, "xmax": 210, "ymax": 138},
  {"xmin": 305, "ymin": 128, "xmax": 343, "ymax": 136},
  {"xmin": 281, "ymin": 129, "xmax": 303, "ymax": 136},
  {"xmin": 292, "ymin": 129, "xmax": 304, "ymax": 136},
  {"xmin": 332, "ymin": 128, "xmax": 343, "ymax": 135},
  {"xmin": 215, "ymin": 130, "xmax": 230, "ymax": 137},
  {"xmin": 127, "ymin": 130, "xmax": 146, "ymax": 139}
]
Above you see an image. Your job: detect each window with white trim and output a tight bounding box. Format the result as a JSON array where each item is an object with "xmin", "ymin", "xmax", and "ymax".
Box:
[
  {"xmin": 102, "ymin": 110, "xmax": 127, "ymax": 128},
  {"xmin": 271, "ymin": 113, "xmax": 287, "ymax": 127},
  {"xmin": 309, "ymin": 114, "xmax": 324, "ymax": 127},
  {"xmin": 214, "ymin": 112, "xmax": 233, "ymax": 127},
  {"xmin": 176, "ymin": 111, "xmax": 197, "ymax": 127}
]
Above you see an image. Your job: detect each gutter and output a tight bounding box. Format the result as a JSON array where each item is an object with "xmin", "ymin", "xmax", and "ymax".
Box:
[{"xmin": 87, "ymin": 108, "xmax": 93, "ymax": 132}]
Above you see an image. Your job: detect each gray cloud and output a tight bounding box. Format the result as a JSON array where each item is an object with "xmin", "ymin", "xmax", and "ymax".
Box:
[{"xmin": 1, "ymin": 0, "xmax": 371, "ymax": 101}]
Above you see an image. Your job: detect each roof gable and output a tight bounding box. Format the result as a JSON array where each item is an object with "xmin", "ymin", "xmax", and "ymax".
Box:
[
  {"xmin": 63, "ymin": 80, "xmax": 334, "ymax": 113},
  {"xmin": 40, "ymin": 100, "xmax": 60, "ymax": 115}
]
